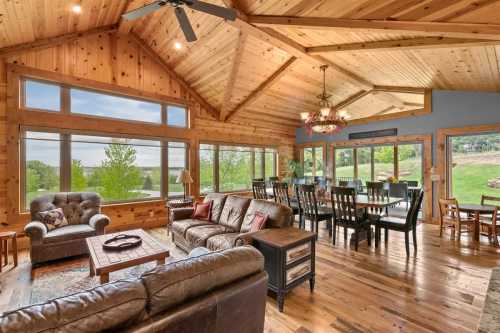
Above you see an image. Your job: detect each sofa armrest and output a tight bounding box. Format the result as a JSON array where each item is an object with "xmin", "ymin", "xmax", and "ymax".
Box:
[
  {"xmin": 234, "ymin": 231, "xmax": 265, "ymax": 247},
  {"xmin": 89, "ymin": 214, "xmax": 110, "ymax": 235},
  {"xmin": 170, "ymin": 208, "xmax": 194, "ymax": 221},
  {"xmin": 24, "ymin": 221, "xmax": 47, "ymax": 245}
]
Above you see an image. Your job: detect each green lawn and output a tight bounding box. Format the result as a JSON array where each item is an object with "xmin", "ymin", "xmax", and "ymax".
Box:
[{"xmin": 452, "ymin": 164, "xmax": 500, "ymax": 204}]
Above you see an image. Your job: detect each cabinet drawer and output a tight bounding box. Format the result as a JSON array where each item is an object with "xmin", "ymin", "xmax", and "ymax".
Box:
[
  {"xmin": 286, "ymin": 261, "xmax": 311, "ymax": 286},
  {"xmin": 286, "ymin": 242, "xmax": 311, "ymax": 264}
]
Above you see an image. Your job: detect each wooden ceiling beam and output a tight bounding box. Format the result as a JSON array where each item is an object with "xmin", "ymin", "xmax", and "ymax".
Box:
[
  {"xmin": 373, "ymin": 85, "xmax": 426, "ymax": 94},
  {"xmin": 306, "ymin": 36, "xmax": 500, "ymax": 54},
  {"xmin": 248, "ymin": 15, "xmax": 500, "ymax": 40},
  {"xmin": 129, "ymin": 33, "xmax": 220, "ymax": 119},
  {"xmin": 334, "ymin": 89, "xmax": 372, "ymax": 109},
  {"xmin": 224, "ymin": 56, "xmax": 298, "ymax": 121},
  {"xmin": 0, "ymin": 25, "xmax": 118, "ymax": 58}
]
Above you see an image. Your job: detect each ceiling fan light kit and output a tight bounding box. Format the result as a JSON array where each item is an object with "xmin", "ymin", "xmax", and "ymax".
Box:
[{"xmin": 122, "ymin": 0, "xmax": 237, "ymax": 42}]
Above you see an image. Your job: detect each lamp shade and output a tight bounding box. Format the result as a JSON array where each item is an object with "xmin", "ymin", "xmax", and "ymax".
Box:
[{"xmin": 176, "ymin": 169, "xmax": 193, "ymax": 184}]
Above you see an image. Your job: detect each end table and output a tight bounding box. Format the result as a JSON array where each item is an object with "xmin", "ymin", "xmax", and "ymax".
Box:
[
  {"xmin": 166, "ymin": 197, "xmax": 194, "ymax": 235},
  {"xmin": 0, "ymin": 231, "xmax": 18, "ymax": 272}
]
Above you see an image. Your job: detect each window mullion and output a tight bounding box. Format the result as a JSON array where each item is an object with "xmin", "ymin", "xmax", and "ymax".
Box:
[
  {"xmin": 61, "ymin": 133, "xmax": 71, "ymax": 192},
  {"xmin": 214, "ymin": 145, "xmax": 219, "ymax": 193},
  {"xmin": 162, "ymin": 141, "xmax": 169, "ymax": 198}
]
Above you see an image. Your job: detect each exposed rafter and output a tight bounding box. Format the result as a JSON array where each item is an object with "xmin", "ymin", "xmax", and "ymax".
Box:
[
  {"xmin": 373, "ymin": 86, "xmax": 427, "ymax": 94},
  {"xmin": 220, "ymin": 32, "xmax": 248, "ymax": 120},
  {"xmin": 128, "ymin": 33, "xmax": 220, "ymax": 119},
  {"xmin": 118, "ymin": 0, "xmax": 142, "ymax": 34},
  {"xmin": 0, "ymin": 25, "xmax": 118, "ymax": 58},
  {"xmin": 306, "ymin": 37, "xmax": 500, "ymax": 54},
  {"xmin": 333, "ymin": 90, "xmax": 372, "ymax": 110},
  {"xmin": 248, "ymin": 15, "xmax": 500, "ymax": 40},
  {"xmin": 224, "ymin": 56, "xmax": 298, "ymax": 121}
]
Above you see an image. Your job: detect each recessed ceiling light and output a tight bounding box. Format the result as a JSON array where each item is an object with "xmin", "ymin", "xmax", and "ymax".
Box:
[
  {"xmin": 174, "ymin": 41, "xmax": 182, "ymax": 50},
  {"xmin": 72, "ymin": 4, "xmax": 82, "ymax": 13}
]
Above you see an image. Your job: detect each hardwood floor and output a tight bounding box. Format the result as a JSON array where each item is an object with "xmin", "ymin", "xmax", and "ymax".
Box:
[{"xmin": 1, "ymin": 224, "xmax": 499, "ymax": 333}]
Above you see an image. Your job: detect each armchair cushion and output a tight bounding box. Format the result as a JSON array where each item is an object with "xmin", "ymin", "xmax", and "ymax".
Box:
[
  {"xmin": 39, "ymin": 208, "xmax": 69, "ymax": 231},
  {"xmin": 44, "ymin": 224, "xmax": 96, "ymax": 244}
]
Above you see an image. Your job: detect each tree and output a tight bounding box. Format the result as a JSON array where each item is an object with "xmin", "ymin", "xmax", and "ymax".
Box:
[
  {"xmin": 143, "ymin": 175, "xmax": 153, "ymax": 190},
  {"xmin": 26, "ymin": 160, "xmax": 59, "ymax": 190},
  {"xmin": 26, "ymin": 167, "xmax": 40, "ymax": 193},
  {"xmin": 71, "ymin": 160, "xmax": 87, "ymax": 191},
  {"xmin": 92, "ymin": 142, "xmax": 142, "ymax": 200}
]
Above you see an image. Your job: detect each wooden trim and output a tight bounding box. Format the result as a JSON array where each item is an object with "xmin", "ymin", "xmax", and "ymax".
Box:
[
  {"xmin": 374, "ymin": 86, "xmax": 427, "ymax": 94},
  {"xmin": 248, "ymin": 15, "xmax": 500, "ymax": 40},
  {"xmin": 347, "ymin": 108, "xmax": 429, "ymax": 126},
  {"xmin": 225, "ymin": 56, "xmax": 298, "ymax": 121},
  {"xmin": 334, "ymin": 90, "xmax": 372, "ymax": 109},
  {"xmin": 306, "ymin": 37, "xmax": 499, "ymax": 54},
  {"xmin": 0, "ymin": 25, "xmax": 118, "ymax": 58}
]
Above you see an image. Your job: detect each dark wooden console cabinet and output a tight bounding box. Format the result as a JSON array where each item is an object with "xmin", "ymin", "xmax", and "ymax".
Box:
[{"xmin": 251, "ymin": 227, "xmax": 316, "ymax": 312}]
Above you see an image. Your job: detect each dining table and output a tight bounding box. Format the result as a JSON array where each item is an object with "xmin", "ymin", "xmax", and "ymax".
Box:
[{"xmin": 459, "ymin": 204, "xmax": 496, "ymax": 242}]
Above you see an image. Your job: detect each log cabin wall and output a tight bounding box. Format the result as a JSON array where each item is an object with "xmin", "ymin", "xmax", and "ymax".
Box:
[{"xmin": 0, "ymin": 32, "xmax": 295, "ymax": 249}]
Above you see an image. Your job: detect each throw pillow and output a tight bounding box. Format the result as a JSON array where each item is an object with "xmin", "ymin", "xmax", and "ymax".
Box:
[
  {"xmin": 39, "ymin": 208, "xmax": 69, "ymax": 231},
  {"xmin": 250, "ymin": 212, "xmax": 268, "ymax": 232},
  {"xmin": 192, "ymin": 201, "xmax": 213, "ymax": 221}
]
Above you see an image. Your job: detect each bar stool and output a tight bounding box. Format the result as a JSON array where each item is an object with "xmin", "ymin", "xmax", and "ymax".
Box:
[{"xmin": 0, "ymin": 231, "xmax": 18, "ymax": 272}]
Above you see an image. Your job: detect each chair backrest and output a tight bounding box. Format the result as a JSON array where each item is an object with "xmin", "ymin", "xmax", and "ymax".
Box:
[
  {"xmin": 389, "ymin": 182, "xmax": 408, "ymax": 199},
  {"xmin": 296, "ymin": 184, "xmax": 318, "ymax": 217},
  {"xmin": 252, "ymin": 181, "xmax": 268, "ymax": 200},
  {"xmin": 366, "ymin": 181, "xmax": 387, "ymax": 200},
  {"xmin": 252, "ymin": 178, "xmax": 264, "ymax": 182},
  {"xmin": 330, "ymin": 186, "xmax": 358, "ymax": 223},
  {"xmin": 405, "ymin": 189, "xmax": 424, "ymax": 228},
  {"xmin": 438, "ymin": 198, "xmax": 460, "ymax": 224},
  {"xmin": 481, "ymin": 195, "xmax": 500, "ymax": 206},
  {"xmin": 268, "ymin": 176, "xmax": 279, "ymax": 183},
  {"xmin": 338, "ymin": 180, "xmax": 349, "ymax": 187},
  {"xmin": 402, "ymin": 180, "xmax": 419, "ymax": 187},
  {"xmin": 353, "ymin": 179, "xmax": 364, "ymax": 193},
  {"xmin": 492, "ymin": 207, "xmax": 500, "ymax": 226},
  {"xmin": 273, "ymin": 182, "xmax": 291, "ymax": 207}
]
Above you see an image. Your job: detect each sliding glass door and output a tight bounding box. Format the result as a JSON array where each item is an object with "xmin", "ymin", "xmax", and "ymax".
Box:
[{"xmin": 398, "ymin": 143, "xmax": 423, "ymax": 183}]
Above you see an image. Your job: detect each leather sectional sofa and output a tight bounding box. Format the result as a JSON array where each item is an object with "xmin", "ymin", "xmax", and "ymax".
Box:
[
  {"xmin": 0, "ymin": 246, "xmax": 268, "ymax": 333},
  {"xmin": 171, "ymin": 193, "xmax": 293, "ymax": 252}
]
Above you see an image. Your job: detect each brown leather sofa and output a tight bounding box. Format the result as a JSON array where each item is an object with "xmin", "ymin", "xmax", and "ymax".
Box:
[
  {"xmin": 0, "ymin": 246, "xmax": 268, "ymax": 333},
  {"xmin": 24, "ymin": 192, "xmax": 110, "ymax": 265},
  {"xmin": 171, "ymin": 193, "xmax": 293, "ymax": 252}
]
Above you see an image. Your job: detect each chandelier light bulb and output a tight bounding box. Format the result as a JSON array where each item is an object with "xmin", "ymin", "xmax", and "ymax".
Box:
[
  {"xmin": 300, "ymin": 112, "xmax": 310, "ymax": 120},
  {"xmin": 320, "ymin": 107, "xmax": 330, "ymax": 117}
]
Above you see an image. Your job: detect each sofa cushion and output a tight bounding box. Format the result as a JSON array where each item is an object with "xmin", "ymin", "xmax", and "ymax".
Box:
[
  {"xmin": 204, "ymin": 193, "xmax": 227, "ymax": 223},
  {"xmin": 172, "ymin": 219, "xmax": 214, "ymax": 238},
  {"xmin": 140, "ymin": 246, "xmax": 264, "ymax": 317},
  {"xmin": 241, "ymin": 199, "xmax": 293, "ymax": 233},
  {"xmin": 218, "ymin": 196, "xmax": 251, "ymax": 230},
  {"xmin": 206, "ymin": 233, "xmax": 240, "ymax": 251},
  {"xmin": 0, "ymin": 279, "xmax": 147, "ymax": 333},
  {"xmin": 44, "ymin": 224, "xmax": 96, "ymax": 244},
  {"xmin": 185, "ymin": 224, "xmax": 231, "ymax": 249}
]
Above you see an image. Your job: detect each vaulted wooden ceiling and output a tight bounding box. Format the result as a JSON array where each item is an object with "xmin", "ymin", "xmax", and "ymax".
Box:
[{"xmin": 1, "ymin": 0, "xmax": 500, "ymax": 131}]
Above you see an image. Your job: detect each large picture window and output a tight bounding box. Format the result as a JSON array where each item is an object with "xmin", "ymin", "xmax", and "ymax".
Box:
[
  {"xmin": 302, "ymin": 146, "xmax": 323, "ymax": 177},
  {"xmin": 22, "ymin": 130, "xmax": 188, "ymax": 210},
  {"xmin": 199, "ymin": 143, "xmax": 278, "ymax": 194}
]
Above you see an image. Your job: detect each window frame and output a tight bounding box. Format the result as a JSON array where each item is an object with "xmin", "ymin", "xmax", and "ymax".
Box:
[{"xmin": 20, "ymin": 126, "xmax": 190, "ymax": 211}]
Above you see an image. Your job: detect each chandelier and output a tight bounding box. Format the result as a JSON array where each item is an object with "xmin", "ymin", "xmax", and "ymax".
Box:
[{"xmin": 300, "ymin": 65, "xmax": 350, "ymax": 135}]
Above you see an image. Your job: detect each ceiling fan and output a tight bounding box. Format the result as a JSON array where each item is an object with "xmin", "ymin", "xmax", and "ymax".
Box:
[{"xmin": 122, "ymin": 0, "xmax": 237, "ymax": 43}]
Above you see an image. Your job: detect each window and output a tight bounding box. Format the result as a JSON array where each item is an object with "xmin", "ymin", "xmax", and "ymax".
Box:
[
  {"xmin": 199, "ymin": 143, "xmax": 277, "ymax": 194},
  {"xmin": 71, "ymin": 88, "xmax": 162, "ymax": 124},
  {"xmin": 71, "ymin": 135, "xmax": 162, "ymax": 202},
  {"xmin": 167, "ymin": 105, "xmax": 188, "ymax": 128},
  {"xmin": 24, "ymin": 80, "xmax": 60, "ymax": 111},
  {"xmin": 335, "ymin": 148, "xmax": 354, "ymax": 180},
  {"xmin": 24, "ymin": 132, "xmax": 61, "ymax": 209},
  {"xmin": 168, "ymin": 142, "xmax": 188, "ymax": 197},
  {"xmin": 302, "ymin": 146, "xmax": 323, "ymax": 177},
  {"xmin": 315, "ymin": 148, "xmax": 324, "ymax": 177},
  {"xmin": 303, "ymin": 148, "xmax": 314, "ymax": 177},
  {"xmin": 356, "ymin": 147, "xmax": 372, "ymax": 183},
  {"xmin": 449, "ymin": 133, "xmax": 500, "ymax": 204},
  {"xmin": 398, "ymin": 143, "xmax": 423, "ymax": 183},
  {"xmin": 374, "ymin": 145, "xmax": 394, "ymax": 181}
]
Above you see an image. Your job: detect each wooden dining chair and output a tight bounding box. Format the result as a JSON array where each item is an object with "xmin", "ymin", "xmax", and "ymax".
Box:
[
  {"xmin": 438, "ymin": 198, "xmax": 475, "ymax": 241},
  {"xmin": 366, "ymin": 181, "xmax": 388, "ymax": 215},
  {"xmin": 252, "ymin": 181, "xmax": 268, "ymax": 200},
  {"xmin": 479, "ymin": 196, "xmax": 500, "ymax": 246},
  {"xmin": 375, "ymin": 190, "xmax": 424, "ymax": 256},
  {"xmin": 481, "ymin": 195, "xmax": 500, "ymax": 206},
  {"xmin": 273, "ymin": 182, "xmax": 302, "ymax": 228},
  {"xmin": 330, "ymin": 186, "xmax": 372, "ymax": 251},
  {"xmin": 296, "ymin": 184, "xmax": 333, "ymax": 238}
]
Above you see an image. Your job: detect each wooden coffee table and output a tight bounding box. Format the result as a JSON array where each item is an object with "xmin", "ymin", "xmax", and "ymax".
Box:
[{"xmin": 86, "ymin": 229, "xmax": 169, "ymax": 284}]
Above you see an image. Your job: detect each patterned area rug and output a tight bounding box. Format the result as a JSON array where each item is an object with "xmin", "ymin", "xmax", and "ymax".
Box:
[{"xmin": 29, "ymin": 229, "xmax": 185, "ymax": 305}]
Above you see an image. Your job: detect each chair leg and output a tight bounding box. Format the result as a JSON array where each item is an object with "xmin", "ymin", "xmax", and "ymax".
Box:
[
  {"xmin": 367, "ymin": 226, "xmax": 372, "ymax": 247},
  {"xmin": 354, "ymin": 228, "xmax": 359, "ymax": 251},
  {"xmin": 375, "ymin": 226, "xmax": 380, "ymax": 248},
  {"xmin": 439, "ymin": 219, "xmax": 443, "ymax": 237},
  {"xmin": 457, "ymin": 222, "xmax": 461, "ymax": 242},
  {"xmin": 385, "ymin": 228, "xmax": 389, "ymax": 243},
  {"xmin": 405, "ymin": 232, "xmax": 410, "ymax": 257},
  {"xmin": 332, "ymin": 221, "xmax": 337, "ymax": 245},
  {"xmin": 412, "ymin": 228, "xmax": 417, "ymax": 255},
  {"xmin": 344, "ymin": 226, "xmax": 348, "ymax": 244}
]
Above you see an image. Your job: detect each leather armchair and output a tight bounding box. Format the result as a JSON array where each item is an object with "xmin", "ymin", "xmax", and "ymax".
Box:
[{"xmin": 24, "ymin": 192, "xmax": 110, "ymax": 265}]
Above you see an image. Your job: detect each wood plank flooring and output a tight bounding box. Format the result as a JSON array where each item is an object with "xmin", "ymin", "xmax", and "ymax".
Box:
[{"xmin": 1, "ymin": 223, "xmax": 499, "ymax": 333}]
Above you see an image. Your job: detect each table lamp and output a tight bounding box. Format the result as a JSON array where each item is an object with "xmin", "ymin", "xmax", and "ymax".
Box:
[{"xmin": 176, "ymin": 169, "xmax": 193, "ymax": 200}]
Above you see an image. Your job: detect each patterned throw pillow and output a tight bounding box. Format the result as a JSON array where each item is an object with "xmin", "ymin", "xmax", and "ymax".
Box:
[
  {"xmin": 39, "ymin": 208, "xmax": 69, "ymax": 231},
  {"xmin": 250, "ymin": 212, "xmax": 268, "ymax": 232}
]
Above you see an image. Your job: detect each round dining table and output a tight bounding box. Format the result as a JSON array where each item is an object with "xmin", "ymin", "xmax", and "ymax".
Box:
[{"xmin": 459, "ymin": 204, "xmax": 496, "ymax": 242}]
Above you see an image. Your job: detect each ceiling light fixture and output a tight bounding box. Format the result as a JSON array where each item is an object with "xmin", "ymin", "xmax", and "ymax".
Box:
[
  {"xmin": 301, "ymin": 65, "xmax": 349, "ymax": 135},
  {"xmin": 72, "ymin": 4, "xmax": 82, "ymax": 13},
  {"xmin": 174, "ymin": 41, "xmax": 182, "ymax": 50}
]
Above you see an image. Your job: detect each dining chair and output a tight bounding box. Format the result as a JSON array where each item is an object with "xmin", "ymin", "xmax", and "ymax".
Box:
[
  {"xmin": 252, "ymin": 181, "xmax": 268, "ymax": 200},
  {"xmin": 366, "ymin": 181, "xmax": 388, "ymax": 216},
  {"xmin": 296, "ymin": 184, "xmax": 333, "ymax": 239},
  {"xmin": 338, "ymin": 180, "xmax": 349, "ymax": 187},
  {"xmin": 375, "ymin": 190, "xmax": 424, "ymax": 256},
  {"xmin": 273, "ymin": 182, "xmax": 302, "ymax": 228},
  {"xmin": 401, "ymin": 180, "xmax": 419, "ymax": 187},
  {"xmin": 480, "ymin": 206, "xmax": 500, "ymax": 246},
  {"xmin": 330, "ymin": 186, "xmax": 372, "ymax": 251},
  {"xmin": 252, "ymin": 178, "xmax": 264, "ymax": 182},
  {"xmin": 481, "ymin": 195, "xmax": 500, "ymax": 206},
  {"xmin": 268, "ymin": 176, "xmax": 279, "ymax": 183},
  {"xmin": 388, "ymin": 182, "xmax": 409, "ymax": 210},
  {"xmin": 438, "ymin": 198, "xmax": 475, "ymax": 241}
]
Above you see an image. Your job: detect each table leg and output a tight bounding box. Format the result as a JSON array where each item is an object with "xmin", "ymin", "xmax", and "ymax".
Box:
[
  {"xmin": 157, "ymin": 257, "xmax": 166, "ymax": 265},
  {"xmin": 3, "ymin": 240, "xmax": 8, "ymax": 265},
  {"xmin": 277, "ymin": 292, "xmax": 285, "ymax": 312},
  {"xmin": 100, "ymin": 273, "xmax": 109, "ymax": 284},
  {"xmin": 474, "ymin": 212, "xmax": 480, "ymax": 242},
  {"xmin": 89, "ymin": 258, "xmax": 95, "ymax": 277},
  {"xmin": 12, "ymin": 237, "xmax": 17, "ymax": 267},
  {"xmin": 0, "ymin": 239, "xmax": 3, "ymax": 272}
]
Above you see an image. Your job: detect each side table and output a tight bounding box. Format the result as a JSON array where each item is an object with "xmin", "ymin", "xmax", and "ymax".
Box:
[
  {"xmin": 0, "ymin": 231, "xmax": 18, "ymax": 272},
  {"xmin": 251, "ymin": 227, "xmax": 315, "ymax": 312},
  {"xmin": 166, "ymin": 197, "xmax": 194, "ymax": 235}
]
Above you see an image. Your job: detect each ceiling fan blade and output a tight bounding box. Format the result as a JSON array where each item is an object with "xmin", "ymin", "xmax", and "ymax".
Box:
[
  {"xmin": 122, "ymin": 1, "xmax": 166, "ymax": 21},
  {"xmin": 187, "ymin": 0, "xmax": 237, "ymax": 21},
  {"xmin": 175, "ymin": 7, "xmax": 198, "ymax": 42}
]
